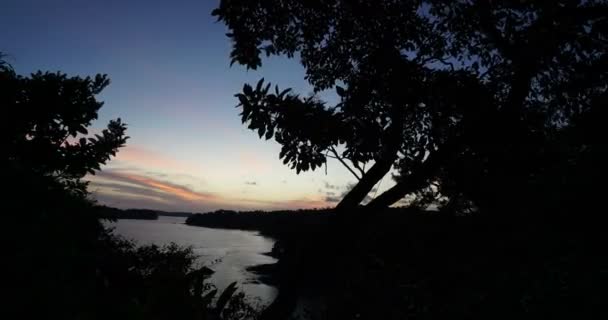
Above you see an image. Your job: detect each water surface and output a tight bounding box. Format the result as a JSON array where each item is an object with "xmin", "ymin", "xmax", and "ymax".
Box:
[{"xmin": 105, "ymin": 216, "xmax": 278, "ymax": 303}]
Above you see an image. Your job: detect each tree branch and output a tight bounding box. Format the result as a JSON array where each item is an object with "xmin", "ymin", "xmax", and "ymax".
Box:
[
  {"xmin": 475, "ymin": 1, "xmax": 516, "ymax": 59},
  {"xmin": 351, "ymin": 160, "xmax": 366, "ymax": 177},
  {"xmin": 417, "ymin": 55, "xmax": 456, "ymax": 71},
  {"xmin": 366, "ymin": 139, "xmax": 458, "ymax": 210},
  {"xmin": 329, "ymin": 146, "xmax": 361, "ymax": 180},
  {"xmin": 479, "ymin": 63, "xmax": 500, "ymax": 81}
]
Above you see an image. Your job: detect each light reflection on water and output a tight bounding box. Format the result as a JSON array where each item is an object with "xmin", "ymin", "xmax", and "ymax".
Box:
[{"xmin": 105, "ymin": 216, "xmax": 278, "ymax": 304}]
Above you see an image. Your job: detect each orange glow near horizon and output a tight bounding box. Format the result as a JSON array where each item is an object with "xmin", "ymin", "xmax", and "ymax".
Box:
[
  {"xmin": 88, "ymin": 168, "xmax": 333, "ymax": 212},
  {"xmin": 114, "ymin": 145, "xmax": 202, "ymax": 173}
]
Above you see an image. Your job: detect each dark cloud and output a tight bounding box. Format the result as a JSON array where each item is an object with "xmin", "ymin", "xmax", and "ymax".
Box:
[
  {"xmin": 325, "ymin": 183, "xmax": 380, "ymax": 205},
  {"xmin": 86, "ymin": 169, "xmax": 225, "ymax": 212},
  {"xmin": 88, "ymin": 169, "xmax": 326, "ymax": 212},
  {"xmin": 91, "ymin": 192, "xmax": 202, "ymax": 212},
  {"xmin": 320, "ymin": 181, "xmax": 350, "ymax": 204},
  {"xmin": 146, "ymin": 171, "xmax": 168, "ymax": 178},
  {"xmin": 324, "ymin": 182, "xmax": 339, "ymax": 190},
  {"xmin": 325, "ymin": 195, "xmax": 341, "ymax": 203},
  {"xmin": 89, "ymin": 181, "xmax": 169, "ymax": 200},
  {"xmin": 94, "ymin": 169, "xmax": 216, "ymax": 200}
]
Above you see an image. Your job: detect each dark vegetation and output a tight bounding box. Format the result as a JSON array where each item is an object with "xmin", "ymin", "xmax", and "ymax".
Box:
[
  {"xmin": 208, "ymin": 1, "xmax": 608, "ymax": 319},
  {"xmin": 4, "ymin": 0, "xmax": 608, "ymax": 318},
  {"xmin": 187, "ymin": 209, "xmax": 330, "ymax": 238},
  {"xmin": 215, "ymin": 0, "xmax": 607, "ymax": 216},
  {"xmin": 98, "ymin": 206, "xmax": 160, "ymax": 220},
  {"xmin": 2, "ymin": 55, "xmax": 257, "ymax": 319},
  {"xmin": 187, "ymin": 206, "xmax": 608, "ymax": 319},
  {"xmin": 158, "ymin": 211, "xmax": 193, "ymax": 218},
  {"xmin": 97, "ymin": 206, "xmax": 193, "ymax": 219}
]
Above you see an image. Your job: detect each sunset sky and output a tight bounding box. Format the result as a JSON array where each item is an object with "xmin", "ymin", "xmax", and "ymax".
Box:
[{"xmin": 1, "ymin": 0, "xmax": 395, "ymax": 212}]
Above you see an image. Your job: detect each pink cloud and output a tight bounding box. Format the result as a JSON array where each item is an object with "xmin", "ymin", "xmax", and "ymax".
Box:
[
  {"xmin": 89, "ymin": 169, "xmax": 331, "ymax": 212},
  {"xmin": 93, "ymin": 169, "xmax": 216, "ymax": 202},
  {"xmin": 239, "ymin": 151, "xmax": 272, "ymax": 173},
  {"xmin": 66, "ymin": 131, "xmax": 197, "ymax": 173},
  {"xmin": 114, "ymin": 145, "xmax": 198, "ymax": 172}
]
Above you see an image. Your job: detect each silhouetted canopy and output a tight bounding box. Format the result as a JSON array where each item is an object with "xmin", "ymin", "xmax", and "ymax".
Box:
[
  {"xmin": 2, "ymin": 56, "xmax": 128, "ymax": 196},
  {"xmin": 214, "ymin": 0, "xmax": 607, "ymax": 214}
]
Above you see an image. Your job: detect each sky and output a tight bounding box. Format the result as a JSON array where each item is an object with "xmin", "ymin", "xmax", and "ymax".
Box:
[{"xmin": 1, "ymin": 0, "xmax": 395, "ymax": 212}]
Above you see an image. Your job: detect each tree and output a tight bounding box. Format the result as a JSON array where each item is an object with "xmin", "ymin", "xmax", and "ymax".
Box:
[
  {"xmin": 213, "ymin": 0, "xmax": 607, "ymax": 213},
  {"xmin": 1, "ymin": 54, "xmax": 128, "ymax": 199},
  {"xmin": 2, "ymin": 54, "xmax": 256, "ymax": 320},
  {"xmin": 2, "ymin": 53, "xmax": 127, "ymax": 317}
]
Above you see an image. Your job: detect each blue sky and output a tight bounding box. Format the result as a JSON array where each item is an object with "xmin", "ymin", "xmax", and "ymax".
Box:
[{"xmin": 1, "ymin": 0, "xmax": 393, "ymax": 211}]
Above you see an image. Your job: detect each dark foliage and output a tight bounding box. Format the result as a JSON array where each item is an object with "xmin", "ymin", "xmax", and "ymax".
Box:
[
  {"xmin": 187, "ymin": 209, "xmax": 331, "ymax": 238},
  {"xmin": 98, "ymin": 206, "xmax": 160, "ymax": 220},
  {"xmin": 214, "ymin": 0, "xmax": 607, "ymax": 214},
  {"xmin": 2, "ymin": 56, "xmax": 257, "ymax": 319},
  {"xmin": 317, "ymin": 209, "xmax": 608, "ymax": 320},
  {"xmin": 2, "ymin": 66, "xmax": 128, "ymax": 197},
  {"xmin": 186, "ymin": 207, "xmax": 607, "ymax": 319},
  {"xmin": 210, "ymin": 2, "xmax": 608, "ymax": 318}
]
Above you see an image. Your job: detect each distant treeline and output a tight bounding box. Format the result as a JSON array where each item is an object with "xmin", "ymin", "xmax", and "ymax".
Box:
[
  {"xmin": 157, "ymin": 211, "xmax": 192, "ymax": 218},
  {"xmin": 98, "ymin": 206, "xmax": 194, "ymax": 220},
  {"xmin": 98, "ymin": 206, "xmax": 160, "ymax": 220},
  {"xmin": 184, "ymin": 207, "xmax": 429, "ymax": 238},
  {"xmin": 185, "ymin": 209, "xmax": 333, "ymax": 237}
]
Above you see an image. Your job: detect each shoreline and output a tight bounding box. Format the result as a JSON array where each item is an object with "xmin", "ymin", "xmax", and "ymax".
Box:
[{"xmin": 246, "ymin": 263, "xmax": 280, "ymax": 287}]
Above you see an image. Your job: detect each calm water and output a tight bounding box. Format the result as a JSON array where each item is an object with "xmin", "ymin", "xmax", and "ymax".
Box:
[{"xmin": 105, "ymin": 216, "xmax": 278, "ymax": 304}]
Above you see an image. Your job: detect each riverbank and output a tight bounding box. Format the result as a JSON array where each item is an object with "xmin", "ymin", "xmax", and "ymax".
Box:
[
  {"xmin": 106, "ymin": 216, "xmax": 279, "ymax": 303},
  {"xmin": 183, "ymin": 207, "xmax": 608, "ymax": 319},
  {"xmin": 246, "ymin": 263, "xmax": 280, "ymax": 286},
  {"xmin": 97, "ymin": 206, "xmax": 159, "ymax": 220}
]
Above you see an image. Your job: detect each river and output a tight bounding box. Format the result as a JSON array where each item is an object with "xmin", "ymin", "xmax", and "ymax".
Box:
[{"xmin": 105, "ymin": 215, "xmax": 278, "ymax": 304}]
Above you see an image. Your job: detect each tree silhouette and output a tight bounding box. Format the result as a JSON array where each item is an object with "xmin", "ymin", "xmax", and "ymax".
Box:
[
  {"xmin": 214, "ymin": 0, "xmax": 607, "ymax": 213},
  {"xmin": 2, "ymin": 54, "xmax": 257, "ymax": 320},
  {"xmin": 2, "ymin": 54, "xmax": 128, "ymax": 197}
]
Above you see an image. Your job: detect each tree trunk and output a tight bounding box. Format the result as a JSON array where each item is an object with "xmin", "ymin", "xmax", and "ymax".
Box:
[
  {"xmin": 365, "ymin": 173, "xmax": 429, "ymax": 210},
  {"xmin": 335, "ymin": 155, "xmax": 396, "ymax": 211},
  {"xmin": 335, "ymin": 117, "xmax": 404, "ymax": 211},
  {"xmin": 366, "ymin": 141, "xmax": 455, "ymax": 209}
]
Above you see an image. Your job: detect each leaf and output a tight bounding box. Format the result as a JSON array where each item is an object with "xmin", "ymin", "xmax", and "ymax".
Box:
[
  {"xmin": 237, "ymin": 94, "xmax": 248, "ymax": 106},
  {"xmin": 336, "ymin": 85, "xmax": 346, "ymax": 97},
  {"xmin": 256, "ymin": 78, "xmax": 264, "ymax": 92},
  {"xmin": 243, "ymin": 84, "xmax": 253, "ymax": 95},
  {"xmin": 264, "ymin": 82, "xmax": 271, "ymax": 94},
  {"xmin": 265, "ymin": 128, "xmax": 273, "ymax": 140},
  {"xmin": 201, "ymin": 289, "xmax": 217, "ymax": 307},
  {"xmin": 76, "ymin": 126, "xmax": 88, "ymax": 135},
  {"xmin": 242, "ymin": 108, "xmax": 252, "ymax": 121},
  {"xmin": 215, "ymin": 282, "xmax": 238, "ymax": 313},
  {"xmin": 302, "ymin": 162, "xmax": 309, "ymax": 171}
]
